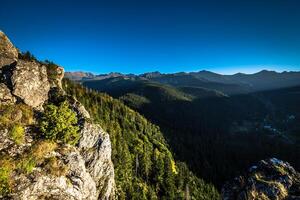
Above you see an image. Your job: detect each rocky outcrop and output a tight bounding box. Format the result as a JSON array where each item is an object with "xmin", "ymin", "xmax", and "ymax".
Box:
[
  {"xmin": 222, "ymin": 158, "xmax": 300, "ymax": 200},
  {"xmin": 54, "ymin": 66, "xmax": 64, "ymax": 89},
  {"xmin": 0, "ymin": 123, "xmax": 115, "ymax": 200},
  {"xmin": 78, "ymin": 122, "xmax": 115, "ymax": 199},
  {"xmin": 0, "ymin": 30, "xmax": 115, "ymax": 199},
  {"xmin": 0, "ymin": 30, "xmax": 18, "ymax": 67},
  {"xmin": 14, "ymin": 148, "xmax": 98, "ymax": 200},
  {"xmin": 0, "ymin": 30, "xmax": 50, "ymax": 108},
  {"xmin": 11, "ymin": 60, "xmax": 50, "ymax": 108}
]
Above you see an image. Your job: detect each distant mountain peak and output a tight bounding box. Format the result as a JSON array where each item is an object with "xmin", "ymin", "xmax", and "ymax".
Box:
[
  {"xmin": 197, "ymin": 70, "xmax": 218, "ymax": 74},
  {"xmin": 255, "ymin": 69, "xmax": 277, "ymax": 75},
  {"xmin": 233, "ymin": 72, "xmax": 246, "ymax": 76},
  {"xmin": 140, "ymin": 71, "xmax": 162, "ymax": 78}
]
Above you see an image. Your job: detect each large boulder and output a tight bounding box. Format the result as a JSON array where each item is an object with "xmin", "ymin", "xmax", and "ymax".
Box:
[
  {"xmin": 222, "ymin": 158, "xmax": 300, "ymax": 200},
  {"xmin": 11, "ymin": 60, "xmax": 50, "ymax": 108},
  {"xmin": 0, "ymin": 30, "xmax": 50, "ymax": 108}
]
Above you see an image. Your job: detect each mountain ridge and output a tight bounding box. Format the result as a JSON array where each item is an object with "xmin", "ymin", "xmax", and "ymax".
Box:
[{"xmin": 66, "ymin": 69, "xmax": 300, "ymax": 95}]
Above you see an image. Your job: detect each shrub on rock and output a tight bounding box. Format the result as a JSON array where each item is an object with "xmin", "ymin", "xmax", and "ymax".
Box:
[{"xmin": 39, "ymin": 101, "xmax": 80, "ymax": 145}]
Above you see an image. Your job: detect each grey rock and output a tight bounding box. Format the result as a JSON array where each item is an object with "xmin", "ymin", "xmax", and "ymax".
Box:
[
  {"xmin": 11, "ymin": 60, "xmax": 50, "ymax": 108},
  {"xmin": 0, "ymin": 127, "xmax": 33, "ymax": 157},
  {"xmin": 0, "ymin": 128, "xmax": 13, "ymax": 151},
  {"xmin": 0, "ymin": 30, "xmax": 18, "ymax": 67},
  {"xmin": 11, "ymin": 122, "xmax": 117, "ymax": 200},
  {"xmin": 0, "ymin": 83, "xmax": 16, "ymax": 104},
  {"xmin": 55, "ymin": 66, "xmax": 64, "ymax": 89},
  {"xmin": 222, "ymin": 158, "xmax": 300, "ymax": 200},
  {"xmin": 78, "ymin": 121, "xmax": 115, "ymax": 199},
  {"xmin": 14, "ymin": 148, "xmax": 98, "ymax": 200},
  {"xmin": 72, "ymin": 99, "xmax": 91, "ymax": 119},
  {"xmin": 49, "ymin": 65, "xmax": 64, "ymax": 89}
]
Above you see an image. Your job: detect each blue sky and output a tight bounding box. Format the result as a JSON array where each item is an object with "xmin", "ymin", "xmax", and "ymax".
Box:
[{"xmin": 0, "ymin": 0, "xmax": 300, "ymax": 74}]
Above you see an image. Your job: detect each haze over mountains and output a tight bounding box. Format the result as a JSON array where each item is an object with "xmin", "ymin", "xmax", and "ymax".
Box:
[{"xmin": 65, "ymin": 70, "xmax": 300, "ymax": 95}]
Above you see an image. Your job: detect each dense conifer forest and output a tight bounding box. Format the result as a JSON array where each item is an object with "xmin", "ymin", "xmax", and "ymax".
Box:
[
  {"xmin": 63, "ymin": 78, "xmax": 220, "ymax": 200},
  {"xmin": 80, "ymin": 77, "xmax": 300, "ymax": 188}
]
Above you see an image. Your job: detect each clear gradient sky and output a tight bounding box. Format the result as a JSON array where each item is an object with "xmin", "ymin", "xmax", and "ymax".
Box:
[{"xmin": 0, "ymin": 0, "xmax": 300, "ymax": 74}]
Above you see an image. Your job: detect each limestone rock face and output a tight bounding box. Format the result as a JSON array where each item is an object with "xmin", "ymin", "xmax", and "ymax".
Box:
[
  {"xmin": 0, "ymin": 123, "xmax": 115, "ymax": 200},
  {"xmin": 71, "ymin": 99, "xmax": 91, "ymax": 119},
  {"xmin": 49, "ymin": 65, "xmax": 65, "ymax": 89},
  {"xmin": 11, "ymin": 60, "xmax": 50, "ymax": 108},
  {"xmin": 55, "ymin": 66, "xmax": 64, "ymax": 88},
  {"xmin": 14, "ymin": 149, "xmax": 98, "ymax": 200},
  {"xmin": 1, "ymin": 30, "xmax": 50, "ymax": 108},
  {"xmin": 0, "ymin": 30, "xmax": 115, "ymax": 199},
  {"xmin": 0, "ymin": 128, "xmax": 12, "ymax": 152},
  {"xmin": 78, "ymin": 122, "xmax": 115, "ymax": 199},
  {"xmin": 222, "ymin": 158, "xmax": 300, "ymax": 200},
  {"xmin": 0, "ymin": 30, "xmax": 18, "ymax": 67},
  {"xmin": 0, "ymin": 83, "xmax": 16, "ymax": 104}
]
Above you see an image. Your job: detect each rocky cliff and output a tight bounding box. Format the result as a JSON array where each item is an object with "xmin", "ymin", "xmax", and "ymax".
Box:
[
  {"xmin": 222, "ymin": 158, "xmax": 300, "ymax": 200},
  {"xmin": 0, "ymin": 31, "xmax": 115, "ymax": 199}
]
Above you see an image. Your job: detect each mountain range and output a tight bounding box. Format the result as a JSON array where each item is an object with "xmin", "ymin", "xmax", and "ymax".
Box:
[
  {"xmin": 65, "ymin": 69, "xmax": 300, "ymax": 95},
  {"xmin": 66, "ymin": 69, "xmax": 300, "ymax": 190}
]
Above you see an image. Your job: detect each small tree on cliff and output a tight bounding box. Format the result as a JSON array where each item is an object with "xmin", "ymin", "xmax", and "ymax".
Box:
[{"xmin": 39, "ymin": 101, "xmax": 80, "ymax": 145}]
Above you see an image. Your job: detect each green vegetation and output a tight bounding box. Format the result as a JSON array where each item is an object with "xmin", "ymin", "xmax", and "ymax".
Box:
[
  {"xmin": 0, "ymin": 104, "xmax": 33, "ymax": 128},
  {"xmin": 18, "ymin": 141, "xmax": 57, "ymax": 174},
  {"xmin": 0, "ymin": 159, "xmax": 14, "ymax": 196},
  {"xmin": 0, "ymin": 104, "xmax": 33, "ymax": 147},
  {"xmin": 0, "ymin": 101, "xmax": 72, "ymax": 196},
  {"xmin": 0, "ymin": 104, "xmax": 34, "ymax": 195},
  {"xmin": 82, "ymin": 76, "xmax": 300, "ymax": 189},
  {"xmin": 18, "ymin": 157, "xmax": 36, "ymax": 174},
  {"xmin": 43, "ymin": 156, "xmax": 69, "ymax": 176},
  {"xmin": 39, "ymin": 101, "xmax": 80, "ymax": 145},
  {"xmin": 0, "ymin": 140, "xmax": 57, "ymax": 195},
  {"xmin": 9, "ymin": 124, "xmax": 25, "ymax": 145},
  {"xmin": 83, "ymin": 78, "xmax": 193, "ymax": 102},
  {"xmin": 18, "ymin": 51, "xmax": 37, "ymax": 61},
  {"xmin": 120, "ymin": 93, "xmax": 150, "ymax": 108},
  {"xmin": 63, "ymin": 78, "xmax": 220, "ymax": 199},
  {"xmin": 43, "ymin": 60, "xmax": 61, "ymax": 86}
]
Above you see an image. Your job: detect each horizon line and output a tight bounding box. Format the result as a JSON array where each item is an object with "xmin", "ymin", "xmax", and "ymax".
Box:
[{"xmin": 65, "ymin": 68, "xmax": 300, "ymax": 76}]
